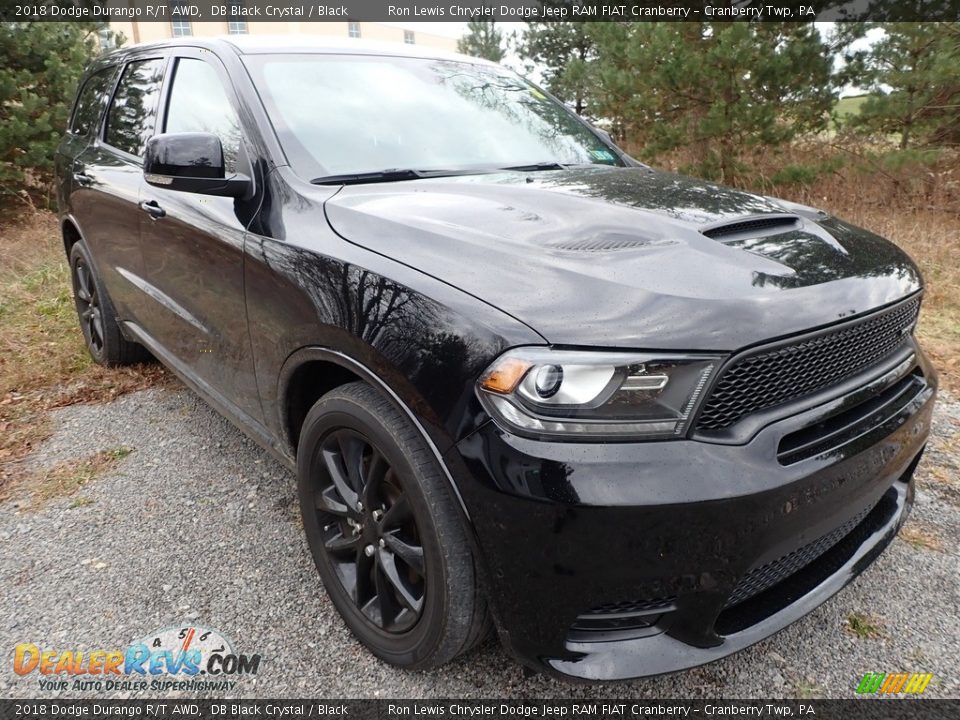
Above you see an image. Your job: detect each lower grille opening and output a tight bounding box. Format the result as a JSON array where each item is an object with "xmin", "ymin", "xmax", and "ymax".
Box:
[
  {"xmin": 715, "ymin": 482, "xmax": 904, "ymax": 636},
  {"xmin": 569, "ymin": 597, "xmax": 676, "ymax": 643},
  {"xmin": 777, "ymin": 369, "xmax": 925, "ymax": 465},
  {"xmin": 722, "ymin": 504, "xmax": 874, "ymax": 610}
]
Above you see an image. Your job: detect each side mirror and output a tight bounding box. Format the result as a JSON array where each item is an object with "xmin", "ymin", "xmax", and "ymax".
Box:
[{"xmin": 143, "ymin": 132, "xmax": 250, "ymax": 198}]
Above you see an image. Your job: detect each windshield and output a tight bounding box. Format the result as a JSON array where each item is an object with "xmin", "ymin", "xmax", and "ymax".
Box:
[{"xmin": 243, "ymin": 53, "xmax": 623, "ymax": 180}]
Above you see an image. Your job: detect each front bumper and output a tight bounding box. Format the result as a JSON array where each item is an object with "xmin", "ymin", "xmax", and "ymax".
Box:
[{"xmin": 445, "ymin": 350, "xmax": 936, "ymax": 681}]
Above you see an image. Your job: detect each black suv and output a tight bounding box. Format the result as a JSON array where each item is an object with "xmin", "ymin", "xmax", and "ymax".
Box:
[{"xmin": 56, "ymin": 37, "xmax": 936, "ymax": 681}]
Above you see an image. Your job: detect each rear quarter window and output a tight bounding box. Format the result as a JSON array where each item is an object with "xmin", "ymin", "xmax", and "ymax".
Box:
[{"xmin": 70, "ymin": 67, "xmax": 116, "ymax": 137}]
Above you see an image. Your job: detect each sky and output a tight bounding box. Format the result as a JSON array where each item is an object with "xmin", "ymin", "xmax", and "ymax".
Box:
[
  {"xmin": 381, "ymin": 20, "xmax": 528, "ymax": 66},
  {"xmin": 380, "ymin": 21, "xmax": 508, "ymax": 38}
]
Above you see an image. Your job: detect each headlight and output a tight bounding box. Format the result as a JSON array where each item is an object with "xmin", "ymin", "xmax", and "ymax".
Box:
[{"xmin": 477, "ymin": 348, "xmax": 721, "ymax": 441}]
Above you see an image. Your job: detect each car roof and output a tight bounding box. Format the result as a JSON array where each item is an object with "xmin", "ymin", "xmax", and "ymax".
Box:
[{"xmin": 100, "ymin": 35, "xmax": 496, "ymax": 67}]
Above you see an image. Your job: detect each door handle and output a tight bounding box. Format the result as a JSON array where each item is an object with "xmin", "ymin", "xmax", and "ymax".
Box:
[
  {"xmin": 139, "ymin": 199, "xmax": 166, "ymax": 219},
  {"xmin": 73, "ymin": 172, "xmax": 94, "ymax": 186}
]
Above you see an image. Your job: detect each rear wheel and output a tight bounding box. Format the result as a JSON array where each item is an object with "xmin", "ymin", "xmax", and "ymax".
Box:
[
  {"xmin": 69, "ymin": 241, "xmax": 150, "ymax": 366},
  {"xmin": 297, "ymin": 382, "xmax": 489, "ymax": 669}
]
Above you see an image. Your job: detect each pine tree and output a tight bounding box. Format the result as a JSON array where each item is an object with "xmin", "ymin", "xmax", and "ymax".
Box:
[
  {"xmin": 456, "ymin": 20, "xmax": 506, "ymax": 63},
  {"xmin": 852, "ymin": 23, "xmax": 960, "ymax": 149},
  {"xmin": 588, "ymin": 22, "xmax": 837, "ymax": 181},
  {"xmin": 0, "ymin": 22, "xmax": 117, "ymax": 204},
  {"xmin": 515, "ymin": 20, "xmax": 595, "ymax": 115}
]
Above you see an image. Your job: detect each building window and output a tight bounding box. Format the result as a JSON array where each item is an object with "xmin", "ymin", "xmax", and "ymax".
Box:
[
  {"xmin": 228, "ymin": 0, "xmax": 248, "ymax": 33},
  {"xmin": 404, "ymin": 30, "xmax": 415, "ymax": 45},
  {"xmin": 348, "ymin": 21, "xmax": 361, "ymax": 39},
  {"xmin": 170, "ymin": 2, "xmax": 192, "ymax": 37}
]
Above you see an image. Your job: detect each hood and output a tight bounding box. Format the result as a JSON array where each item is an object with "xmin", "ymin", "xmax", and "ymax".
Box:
[{"xmin": 323, "ymin": 166, "xmax": 922, "ymax": 350}]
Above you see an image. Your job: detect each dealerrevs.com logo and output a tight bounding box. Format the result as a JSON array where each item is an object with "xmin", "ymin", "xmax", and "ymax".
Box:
[{"xmin": 13, "ymin": 625, "xmax": 261, "ymax": 693}]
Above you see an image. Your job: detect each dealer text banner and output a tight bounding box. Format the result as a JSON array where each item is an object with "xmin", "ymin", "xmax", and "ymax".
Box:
[
  {"xmin": 3, "ymin": 0, "xmax": 960, "ymax": 23},
  {"xmin": 1, "ymin": 700, "xmax": 960, "ymax": 720}
]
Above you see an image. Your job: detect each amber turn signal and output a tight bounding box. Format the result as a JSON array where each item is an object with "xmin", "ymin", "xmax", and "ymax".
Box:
[{"xmin": 479, "ymin": 357, "xmax": 533, "ymax": 394}]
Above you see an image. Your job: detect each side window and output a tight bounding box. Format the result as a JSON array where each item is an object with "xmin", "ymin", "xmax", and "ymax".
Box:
[
  {"xmin": 70, "ymin": 68, "xmax": 115, "ymax": 136},
  {"xmin": 164, "ymin": 58, "xmax": 241, "ymax": 173},
  {"xmin": 104, "ymin": 58, "xmax": 165, "ymax": 157}
]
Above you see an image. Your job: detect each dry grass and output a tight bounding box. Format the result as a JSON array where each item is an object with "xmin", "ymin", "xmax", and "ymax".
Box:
[
  {"xmin": 793, "ymin": 678, "xmax": 824, "ymax": 699},
  {"xmin": 0, "ymin": 210, "xmax": 168, "ymax": 492},
  {"xmin": 898, "ymin": 523, "xmax": 945, "ymax": 552},
  {"xmin": 924, "ymin": 462, "xmax": 959, "ymax": 487},
  {"xmin": 0, "ymin": 447, "xmax": 132, "ymax": 511}
]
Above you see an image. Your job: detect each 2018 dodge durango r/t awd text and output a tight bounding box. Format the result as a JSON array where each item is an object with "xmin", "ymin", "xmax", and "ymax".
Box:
[{"xmin": 56, "ymin": 37, "xmax": 936, "ymax": 681}]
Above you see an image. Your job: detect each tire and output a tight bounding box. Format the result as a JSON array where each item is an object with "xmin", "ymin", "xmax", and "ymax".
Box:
[
  {"xmin": 297, "ymin": 381, "xmax": 490, "ymax": 669},
  {"xmin": 69, "ymin": 241, "xmax": 151, "ymax": 366}
]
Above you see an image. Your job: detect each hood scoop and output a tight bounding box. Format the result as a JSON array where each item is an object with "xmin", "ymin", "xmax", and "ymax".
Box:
[{"xmin": 702, "ymin": 214, "xmax": 800, "ymax": 242}]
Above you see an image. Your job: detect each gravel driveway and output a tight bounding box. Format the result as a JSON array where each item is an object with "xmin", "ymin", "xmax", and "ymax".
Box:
[{"xmin": 2, "ymin": 383, "xmax": 958, "ymax": 699}]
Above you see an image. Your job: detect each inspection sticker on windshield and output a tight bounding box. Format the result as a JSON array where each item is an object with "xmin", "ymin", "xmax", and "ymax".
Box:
[{"xmin": 590, "ymin": 148, "xmax": 617, "ymax": 162}]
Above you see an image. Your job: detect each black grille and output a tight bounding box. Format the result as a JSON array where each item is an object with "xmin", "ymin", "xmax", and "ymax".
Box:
[
  {"xmin": 696, "ymin": 296, "xmax": 921, "ymax": 431},
  {"xmin": 723, "ymin": 505, "xmax": 873, "ymax": 609},
  {"xmin": 579, "ymin": 597, "xmax": 676, "ymax": 617},
  {"xmin": 716, "ymin": 482, "xmax": 906, "ymax": 635},
  {"xmin": 569, "ymin": 597, "xmax": 676, "ymax": 641}
]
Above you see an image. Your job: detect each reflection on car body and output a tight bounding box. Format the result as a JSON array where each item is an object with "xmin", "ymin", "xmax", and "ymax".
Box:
[{"xmin": 55, "ymin": 36, "xmax": 935, "ymax": 680}]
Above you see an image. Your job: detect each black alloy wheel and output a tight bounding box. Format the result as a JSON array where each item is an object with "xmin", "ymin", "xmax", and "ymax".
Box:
[
  {"xmin": 73, "ymin": 256, "xmax": 104, "ymax": 356},
  {"xmin": 68, "ymin": 240, "xmax": 151, "ymax": 366},
  {"xmin": 313, "ymin": 427, "xmax": 426, "ymax": 633},
  {"xmin": 297, "ymin": 382, "xmax": 490, "ymax": 669}
]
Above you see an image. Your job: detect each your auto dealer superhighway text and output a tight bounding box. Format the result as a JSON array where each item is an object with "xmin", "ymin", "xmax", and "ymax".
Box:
[{"xmin": 386, "ymin": 705, "xmax": 814, "ymax": 717}]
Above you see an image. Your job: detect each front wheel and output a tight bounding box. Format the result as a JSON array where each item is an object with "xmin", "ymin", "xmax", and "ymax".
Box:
[{"xmin": 297, "ymin": 382, "xmax": 489, "ymax": 669}]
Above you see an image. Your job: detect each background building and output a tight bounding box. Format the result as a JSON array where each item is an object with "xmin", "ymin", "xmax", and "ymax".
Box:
[{"xmin": 105, "ymin": 20, "xmax": 458, "ymax": 52}]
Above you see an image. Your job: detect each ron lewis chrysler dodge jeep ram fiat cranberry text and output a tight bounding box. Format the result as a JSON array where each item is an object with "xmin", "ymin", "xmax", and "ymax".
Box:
[{"xmin": 56, "ymin": 37, "xmax": 936, "ymax": 681}]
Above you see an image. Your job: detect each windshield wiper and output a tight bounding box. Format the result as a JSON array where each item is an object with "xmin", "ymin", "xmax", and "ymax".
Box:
[
  {"xmin": 498, "ymin": 161, "xmax": 570, "ymax": 172},
  {"xmin": 311, "ymin": 168, "xmax": 480, "ymax": 185},
  {"xmin": 310, "ymin": 163, "xmax": 577, "ymax": 185}
]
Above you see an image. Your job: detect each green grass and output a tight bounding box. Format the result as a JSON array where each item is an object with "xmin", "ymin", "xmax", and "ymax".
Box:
[
  {"xmin": 0, "ymin": 211, "xmax": 168, "ymax": 479},
  {"xmin": 846, "ymin": 612, "xmax": 885, "ymax": 640},
  {"xmin": 835, "ymin": 94, "xmax": 870, "ymax": 119}
]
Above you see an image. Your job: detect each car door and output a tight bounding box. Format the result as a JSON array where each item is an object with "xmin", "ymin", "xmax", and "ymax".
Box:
[
  {"xmin": 56, "ymin": 63, "xmax": 117, "ymax": 236},
  {"xmin": 65, "ymin": 56, "xmax": 166, "ymax": 323},
  {"xmin": 136, "ymin": 48, "xmax": 263, "ymax": 422}
]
